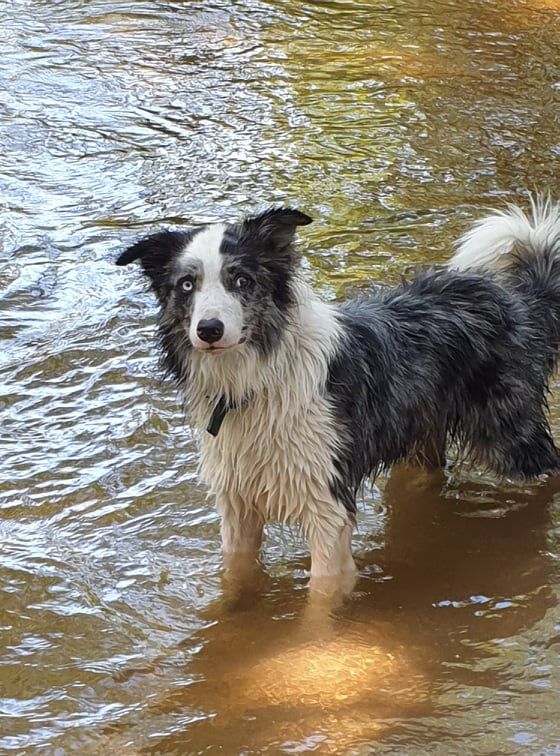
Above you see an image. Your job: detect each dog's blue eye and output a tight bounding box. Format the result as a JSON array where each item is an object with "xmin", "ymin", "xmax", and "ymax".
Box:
[
  {"xmin": 180, "ymin": 277, "xmax": 194, "ymax": 293},
  {"xmin": 235, "ymin": 275, "xmax": 249, "ymax": 290}
]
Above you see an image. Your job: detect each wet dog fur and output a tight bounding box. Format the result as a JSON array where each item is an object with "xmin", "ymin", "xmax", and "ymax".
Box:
[{"xmin": 117, "ymin": 198, "xmax": 560, "ymax": 588}]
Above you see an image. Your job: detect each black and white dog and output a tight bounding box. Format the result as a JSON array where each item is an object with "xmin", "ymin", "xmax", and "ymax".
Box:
[{"xmin": 117, "ymin": 198, "xmax": 560, "ymax": 587}]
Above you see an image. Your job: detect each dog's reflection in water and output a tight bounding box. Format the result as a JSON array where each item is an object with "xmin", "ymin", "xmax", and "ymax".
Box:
[{"xmin": 128, "ymin": 465, "xmax": 557, "ymax": 753}]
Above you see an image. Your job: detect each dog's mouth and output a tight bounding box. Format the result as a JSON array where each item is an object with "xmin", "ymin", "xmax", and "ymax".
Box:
[
  {"xmin": 198, "ymin": 336, "xmax": 247, "ymax": 354},
  {"xmin": 201, "ymin": 345, "xmax": 232, "ymax": 354}
]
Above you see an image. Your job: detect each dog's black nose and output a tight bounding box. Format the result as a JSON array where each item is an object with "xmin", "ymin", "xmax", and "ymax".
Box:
[{"xmin": 197, "ymin": 319, "xmax": 224, "ymax": 344}]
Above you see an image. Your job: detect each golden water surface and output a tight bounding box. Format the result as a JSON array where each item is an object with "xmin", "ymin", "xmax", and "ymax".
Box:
[{"xmin": 1, "ymin": 0, "xmax": 560, "ymax": 753}]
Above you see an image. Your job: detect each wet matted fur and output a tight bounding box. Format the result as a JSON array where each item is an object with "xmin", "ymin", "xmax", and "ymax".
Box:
[{"xmin": 117, "ymin": 198, "xmax": 560, "ymax": 585}]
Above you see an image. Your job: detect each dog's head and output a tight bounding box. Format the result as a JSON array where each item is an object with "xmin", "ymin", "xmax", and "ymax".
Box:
[{"xmin": 117, "ymin": 208, "xmax": 312, "ymax": 367}]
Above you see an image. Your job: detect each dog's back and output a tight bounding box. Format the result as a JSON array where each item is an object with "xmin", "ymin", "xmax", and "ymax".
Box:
[{"xmin": 329, "ymin": 198, "xmax": 560, "ymax": 489}]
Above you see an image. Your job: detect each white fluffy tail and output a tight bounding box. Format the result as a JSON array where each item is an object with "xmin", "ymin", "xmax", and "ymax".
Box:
[{"xmin": 450, "ymin": 195, "xmax": 560, "ymax": 272}]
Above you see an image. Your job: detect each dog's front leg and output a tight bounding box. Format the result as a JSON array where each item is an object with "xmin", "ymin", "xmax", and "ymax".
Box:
[
  {"xmin": 218, "ymin": 495, "xmax": 264, "ymax": 575},
  {"xmin": 307, "ymin": 517, "xmax": 357, "ymax": 596}
]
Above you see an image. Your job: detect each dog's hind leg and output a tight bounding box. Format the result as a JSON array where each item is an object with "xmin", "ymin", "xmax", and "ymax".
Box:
[
  {"xmin": 494, "ymin": 424, "xmax": 560, "ymax": 479},
  {"xmin": 409, "ymin": 423, "xmax": 447, "ymax": 469},
  {"xmin": 462, "ymin": 401, "xmax": 560, "ymax": 479}
]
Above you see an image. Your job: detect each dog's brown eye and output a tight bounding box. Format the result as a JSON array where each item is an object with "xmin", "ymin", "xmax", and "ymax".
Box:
[
  {"xmin": 235, "ymin": 275, "xmax": 249, "ymax": 290},
  {"xmin": 180, "ymin": 277, "xmax": 194, "ymax": 293}
]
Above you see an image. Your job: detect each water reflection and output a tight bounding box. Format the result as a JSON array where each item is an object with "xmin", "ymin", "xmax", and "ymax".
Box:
[{"xmin": 105, "ymin": 467, "xmax": 558, "ymax": 753}]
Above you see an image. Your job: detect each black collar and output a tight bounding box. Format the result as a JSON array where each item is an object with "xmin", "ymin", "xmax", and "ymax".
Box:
[{"xmin": 206, "ymin": 394, "xmax": 251, "ymax": 437}]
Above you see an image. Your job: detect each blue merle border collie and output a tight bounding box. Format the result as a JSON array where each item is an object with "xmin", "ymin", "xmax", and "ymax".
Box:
[{"xmin": 117, "ymin": 197, "xmax": 560, "ymax": 589}]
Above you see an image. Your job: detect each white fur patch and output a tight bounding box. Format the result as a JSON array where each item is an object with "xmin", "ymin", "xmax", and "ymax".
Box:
[
  {"xmin": 450, "ymin": 195, "xmax": 560, "ymax": 272},
  {"xmin": 186, "ymin": 279, "xmax": 354, "ymax": 576},
  {"xmin": 178, "ymin": 223, "xmax": 245, "ymax": 351},
  {"xmin": 180, "ymin": 223, "xmax": 226, "ymax": 279}
]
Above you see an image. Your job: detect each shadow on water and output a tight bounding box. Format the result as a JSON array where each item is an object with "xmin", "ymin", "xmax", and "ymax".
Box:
[{"xmin": 100, "ymin": 466, "xmax": 559, "ymax": 754}]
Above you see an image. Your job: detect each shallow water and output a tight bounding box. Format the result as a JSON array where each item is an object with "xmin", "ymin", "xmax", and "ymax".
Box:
[{"xmin": 1, "ymin": 0, "xmax": 560, "ymax": 753}]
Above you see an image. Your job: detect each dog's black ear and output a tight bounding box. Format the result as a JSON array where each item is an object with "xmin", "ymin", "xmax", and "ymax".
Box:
[
  {"xmin": 243, "ymin": 207, "xmax": 312, "ymax": 250},
  {"xmin": 117, "ymin": 230, "xmax": 189, "ymax": 294},
  {"xmin": 116, "ymin": 230, "xmax": 187, "ymax": 268}
]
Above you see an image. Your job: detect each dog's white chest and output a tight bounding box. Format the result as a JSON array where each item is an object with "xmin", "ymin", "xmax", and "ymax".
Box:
[{"xmin": 198, "ymin": 391, "xmax": 339, "ymax": 524}]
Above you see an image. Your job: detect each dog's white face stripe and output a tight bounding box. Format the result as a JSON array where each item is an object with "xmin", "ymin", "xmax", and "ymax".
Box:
[
  {"xmin": 179, "ymin": 223, "xmax": 226, "ymax": 278},
  {"xmin": 178, "ymin": 223, "xmax": 245, "ymax": 352}
]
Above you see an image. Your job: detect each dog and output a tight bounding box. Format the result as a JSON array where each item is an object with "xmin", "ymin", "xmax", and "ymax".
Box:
[{"xmin": 117, "ymin": 197, "xmax": 560, "ymax": 589}]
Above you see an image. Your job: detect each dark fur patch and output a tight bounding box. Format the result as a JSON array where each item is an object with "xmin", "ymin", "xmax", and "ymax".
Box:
[
  {"xmin": 217, "ymin": 210, "xmax": 312, "ymax": 355},
  {"xmin": 328, "ymin": 264, "xmax": 560, "ymax": 513},
  {"xmin": 116, "ymin": 229, "xmax": 201, "ymax": 303}
]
